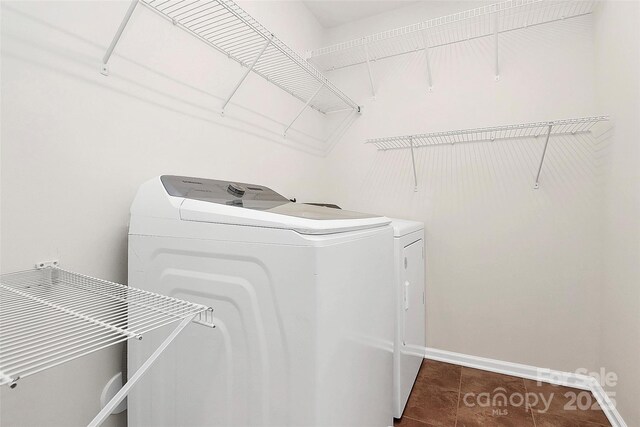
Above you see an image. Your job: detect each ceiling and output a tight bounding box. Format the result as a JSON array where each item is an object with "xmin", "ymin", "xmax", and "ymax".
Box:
[{"xmin": 302, "ymin": 0, "xmax": 417, "ymax": 29}]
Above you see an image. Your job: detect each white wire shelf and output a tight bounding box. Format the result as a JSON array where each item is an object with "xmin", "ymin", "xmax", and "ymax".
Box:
[
  {"xmin": 0, "ymin": 267, "xmax": 210, "ymax": 388},
  {"xmin": 366, "ymin": 115, "xmax": 609, "ymax": 191},
  {"xmin": 307, "ymin": 0, "xmax": 597, "ymax": 72},
  {"xmin": 103, "ymin": 0, "xmax": 360, "ymax": 115},
  {"xmin": 366, "ymin": 116, "xmax": 609, "ymax": 150}
]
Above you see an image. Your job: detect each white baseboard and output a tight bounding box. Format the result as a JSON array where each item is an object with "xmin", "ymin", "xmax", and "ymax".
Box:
[
  {"xmin": 589, "ymin": 378, "xmax": 628, "ymax": 427},
  {"xmin": 424, "ymin": 347, "xmax": 627, "ymax": 427}
]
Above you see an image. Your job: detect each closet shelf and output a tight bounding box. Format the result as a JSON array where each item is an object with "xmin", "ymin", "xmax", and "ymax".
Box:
[
  {"xmin": 0, "ymin": 267, "xmax": 210, "ymax": 389},
  {"xmin": 308, "ymin": 0, "xmax": 597, "ymax": 72},
  {"xmin": 307, "ymin": 0, "xmax": 597, "ymax": 95},
  {"xmin": 366, "ymin": 115, "xmax": 609, "ymax": 191},
  {"xmin": 366, "ymin": 116, "xmax": 609, "ymax": 150},
  {"xmin": 103, "ymin": 0, "xmax": 360, "ymax": 115}
]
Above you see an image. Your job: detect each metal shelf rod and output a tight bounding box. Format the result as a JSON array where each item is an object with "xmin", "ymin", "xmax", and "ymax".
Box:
[
  {"xmin": 534, "ymin": 123, "xmax": 553, "ymax": 189},
  {"xmin": 101, "ymin": 0, "xmax": 139, "ymax": 75},
  {"xmin": 222, "ymin": 35, "xmax": 273, "ymax": 113},
  {"xmin": 284, "ymin": 83, "xmax": 324, "ymax": 136},
  {"xmin": 88, "ymin": 315, "xmax": 195, "ymax": 427},
  {"xmin": 494, "ymin": 12, "xmax": 500, "ymax": 81},
  {"xmin": 422, "ymin": 32, "xmax": 433, "ymax": 91},
  {"xmin": 410, "ymin": 137, "xmax": 418, "ymax": 192},
  {"xmin": 364, "ymin": 42, "xmax": 376, "ymax": 97}
]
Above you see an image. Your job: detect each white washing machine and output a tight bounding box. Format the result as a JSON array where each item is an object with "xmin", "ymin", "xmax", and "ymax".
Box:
[
  {"xmin": 127, "ymin": 176, "xmax": 395, "ymax": 427},
  {"xmin": 391, "ymin": 219, "xmax": 426, "ymax": 419}
]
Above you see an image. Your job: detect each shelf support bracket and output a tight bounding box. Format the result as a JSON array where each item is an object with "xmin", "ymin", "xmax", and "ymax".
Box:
[
  {"xmin": 325, "ymin": 108, "xmax": 358, "ymax": 151},
  {"xmin": 88, "ymin": 314, "xmax": 196, "ymax": 427},
  {"xmin": 284, "ymin": 83, "xmax": 324, "ymax": 136},
  {"xmin": 410, "ymin": 137, "xmax": 418, "ymax": 192},
  {"xmin": 422, "ymin": 32, "xmax": 433, "ymax": 91},
  {"xmin": 101, "ymin": 0, "xmax": 139, "ymax": 76},
  {"xmin": 363, "ymin": 42, "xmax": 376, "ymax": 98},
  {"xmin": 222, "ymin": 35, "xmax": 273, "ymax": 114},
  {"xmin": 534, "ymin": 123, "xmax": 553, "ymax": 189},
  {"xmin": 493, "ymin": 13, "xmax": 500, "ymax": 81}
]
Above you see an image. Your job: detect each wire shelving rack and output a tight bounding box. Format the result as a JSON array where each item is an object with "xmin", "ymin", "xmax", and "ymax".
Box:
[
  {"xmin": 0, "ymin": 266, "xmax": 213, "ymax": 427},
  {"xmin": 307, "ymin": 0, "xmax": 598, "ymax": 93},
  {"xmin": 366, "ymin": 116, "xmax": 608, "ymax": 150},
  {"xmin": 102, "ymin": 0, "xmax": 360, "ymax": 117},
  {"xmin": 366, "ymin": 115, "xmax": 609, "ymax": 190}
]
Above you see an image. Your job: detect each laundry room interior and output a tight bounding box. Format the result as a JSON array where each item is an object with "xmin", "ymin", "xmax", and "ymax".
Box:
[{"xmin": 0, "ymin": 0, "xmax": 638, "ymax": 426}]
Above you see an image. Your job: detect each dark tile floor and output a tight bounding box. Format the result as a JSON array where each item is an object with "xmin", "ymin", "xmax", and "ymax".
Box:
[{"xmin": 395, "ymin": 359, "xmax": 612, "ymax": 427}]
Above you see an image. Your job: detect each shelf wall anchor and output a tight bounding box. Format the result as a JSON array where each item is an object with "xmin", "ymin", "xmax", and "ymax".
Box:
[
  {"xmin": 221, "ymin": 35, "xmax": 274, "ymax": 114},
  {"xmin": 410, "ymin": 137, "xmax": 418, "ymax": 192},
  {"xmin": 422, "ymin": 32, "xmax": 433, "ymax": 91},
  {"xmin": 284, "ymin": 83, "xmax": 324, "ymax": 136},
  {"xmin": 534, "ymin": 123, "xmax": 553, "ymax": 189},
  {"xmin": 101, "ymin": 0, "xmax": 139, "ymax": 76},
  {"xmin": 363, "ymin": 42, "xmax": 376, "ymax": 98}
]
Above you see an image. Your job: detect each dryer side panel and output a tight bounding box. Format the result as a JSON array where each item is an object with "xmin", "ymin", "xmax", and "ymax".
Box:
[{"xmin": 315, "ymin": 226, "xmax": 395, "ymax": 427}]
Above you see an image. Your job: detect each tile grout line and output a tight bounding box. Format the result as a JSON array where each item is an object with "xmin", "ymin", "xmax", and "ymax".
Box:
[
  {"xmin": 453, "ymin": 366, "xmax": 463, "ymax": 427},
  {"xmin": 523, "ymin": 377, "xmax": 537, "ymax": 427},
  {"xmin": 402, "ymin": 414, "xmax": 428, "ymax": 425}
]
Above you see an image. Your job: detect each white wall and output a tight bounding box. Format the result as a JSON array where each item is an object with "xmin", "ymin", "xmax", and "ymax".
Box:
[
  {"xmin": 593, "ymin": 1, "xmax": 640, "ymax": 425},
  {"xmin": 320, "ymin": 3, "xmax": 607, "ymax": 374},
  {"xmin": 2, "ymin": 1, "xmax": 638, "ymax": 426},
  {"xmin": 0, "ymin": 1, "xmax": 327, "ymax": 426}
]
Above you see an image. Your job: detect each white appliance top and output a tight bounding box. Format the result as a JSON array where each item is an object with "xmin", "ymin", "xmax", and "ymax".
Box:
[
  {"xmin": 390, "ymin": 218, "xmax": 424, "ymax": 237},
  {"xmin": 159, "ymin": 176, "xmax": 390, "ymax": 235}
]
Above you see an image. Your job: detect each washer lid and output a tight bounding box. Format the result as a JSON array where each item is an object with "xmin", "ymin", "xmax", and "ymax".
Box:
[
  {"xmin": 162, "ymin": 175, "xmax": 390, "ymax": 235},
  {"xmin": 390, "ymin": 218, "xmax": 424, "ymax": 237}
]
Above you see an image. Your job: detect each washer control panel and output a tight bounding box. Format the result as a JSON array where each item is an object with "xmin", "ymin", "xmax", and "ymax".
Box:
[{"xmin": 161, "ymin": 175, "xmax": 289, "ymax": 210}]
